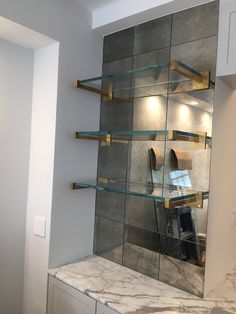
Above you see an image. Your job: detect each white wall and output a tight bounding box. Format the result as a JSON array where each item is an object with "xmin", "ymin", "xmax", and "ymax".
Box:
[
  {"xmin": 204, "ymin": 0, "xmax": 236, "ymax": 295},
  {"xmin": 23, "ymin": 43, "xmax": 59, "ymax": 314},
  {"xmin": 0, "ymin": 38, "xmax": 34, "ymax": 314},
  {"xmin": 0, "ymin": 0, "xmax": 103, "ymax": 313},
  {"xmin": 205, "ymin": 78, "xmax": 236, "ymax": 295}
]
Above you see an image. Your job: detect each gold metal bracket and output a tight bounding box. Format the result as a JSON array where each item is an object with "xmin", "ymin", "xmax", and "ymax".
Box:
[
  {"xmin": 97, "ymin": 177, "xmax": 109, "ymax": 185},
  {"xmin": 75, "ymin": 80, "xmax": 112, "ymax": 100},
  {"xmin": 188, "ymin": 192, "xmax": 204, "ymax": 209},
  {"xmin": 167, "ymin": 130, "xmax": 175, "ymax": 141},
  {"xmin": 168, "ymin": 130, "xmax": 207, "ymax": 149},
  {"xmin": 170, "ymin": 60, "xmax": 210, "ymax": 91},
  {"xmin": 192, "ymin": 71, "xmax": 210, "ymax": 91},
  {"xmin": 73, "ymin": 132, "xmax": 111, "ymax": 147},
  {"xmin": 164, "ymin": 192, "xmax": 204, "ymax": 209},
  {"xmin": 197, "ymin": 132, "xmax": 207, "ymax": 149},
  {"xmin": 70, "ymin": 183, "xmax": 87, "ymax": 190},
  {"xmin": 100, "ymin": 135, "xmax": 112, "ymax": 147},
  {"xmin": 164, "ymin": 198, "xmax": 171, "ymax": 209}
]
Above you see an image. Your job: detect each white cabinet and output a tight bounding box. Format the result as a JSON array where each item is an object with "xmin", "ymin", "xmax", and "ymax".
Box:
[
  {"xmin": 217, "ymin": 0, "xmax": 236, "ymax": 87},
  {"xmin": 47, "ymin": 276, "xmax": 96, "ymax": 314},
  {"xmin": 96, "ymin": 302, "xmax": 119, "ymax": 314}
]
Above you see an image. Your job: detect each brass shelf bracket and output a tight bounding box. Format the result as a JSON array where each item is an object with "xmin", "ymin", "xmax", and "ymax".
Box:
[
  {"xmin": 97, "ymin": 177, "xmax": 109, "ymax": 184},
  {"xmin": 165, "ymin": 191, "xmax": 204, "ymax": 209},
  {"xmin": 170, "ymin": 60, "xmax": 210, "ymax": 91},
  {"xmin": 197, "ymin": 131, "xmax": 207, "ymax": 149},
  {"xmin": 75, "ymin": 80, "xmax": 113, "ymax": 100},
  {"xmin": 70, "ymin": 183, "xmax": 87, "ymax": 190},
  {"xmin": 73, "ymin": 132, "xmax": 111, "ymax": 147},
  {"xmin": 168, "ymin": 130, "xmax": 207, "ymax": 149}
]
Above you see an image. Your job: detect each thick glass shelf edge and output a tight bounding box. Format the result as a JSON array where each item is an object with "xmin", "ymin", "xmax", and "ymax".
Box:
[
  {"xmin": 73, "ymin": 129, "xmax": 211, "ymax": 147},
  {"xmin": 76, "ymin": 59, "xmax": 214, "ymax": 96},
  {"xmin": 78, "ymin": 60, "xmax": 208, "ymax": 85},
  {"xmin": 76, "ymin": 80, "xmax": 215, "ymax": 101},
  {"xmin": 79, "ymin": 62, "xmax": 170, "ymax": 84},
  {"xmin": 70, "ymin": 180, "xmax": 209, "ymax": 209}
]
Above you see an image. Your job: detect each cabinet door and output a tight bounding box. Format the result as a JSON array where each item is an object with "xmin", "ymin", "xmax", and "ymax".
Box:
[
  {"xmin": 217, "ymin": 1, "xmax": 236, "ymax": 77},
  {"xmin": 96, "ymin": 302, "xmax": 119, "ymax": 314},
  {"xmin": 47, "ymin": 276, "xmax": 96, "ymax": 314}
]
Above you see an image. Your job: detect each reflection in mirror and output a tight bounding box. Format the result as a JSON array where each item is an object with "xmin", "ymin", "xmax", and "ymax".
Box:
[{"xmin": 170, "ymin": 170, "xmax": 192, "ymax": 188}]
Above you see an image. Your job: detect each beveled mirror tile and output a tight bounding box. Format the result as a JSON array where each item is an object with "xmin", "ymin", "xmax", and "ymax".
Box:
[
  {"xmin": 169, "ymin": 36, "xmax": 218, "ymax": 94},
  {"xmin": 100, "ymin": 99, "xmax": 133, "ymax": 131},
  {"xmin": 160, "ymin": 235, "xmax": 206, "ymax": 268},
  {"xmin": 125, "ymin": 224, "xmax": 160, "ymax": 252},
  {"xmin": 96, "ymin": 190, "xmax": 125, "ymax": 223},
  {"xmin": 156, "ymin": 205, "xmax": 209, "ymax": 241},
  {"xmin": 128, "ymin": 142, "xmax": 153, "ymax": 184},
  {"xmin": 125, "ymin": 195, "xmax": 159, "ymax": 232},
  {"xmin": 102, "ymin": 57, "xmax": 133, "ymax": 101},
  {"xmin": 167, "ymin": 90, "xmax": 214, "ymax": 114},
  {"xmin": 123, "ymin": 243, "xmax": 159, "ymax": 280},
  {"xmin": 128, "ymin": 141, "xmax": 165, "ymax": 185},
  {"xmin": 94, "ymin": 1, "xmax": 218, "ymax": 297},
  {"xmin": 159, "ymin": 254, "xmax": 204, "ymax": 297},
  {"xmin": 172, "ymin": 1, "xmax": 219, "ymax": 46},
  {"xmin": 134, "ymin": 16, "xmax": 172, "ymax": 55},
  {"xmin": 164, "ymin": 94, "xmax": 212, "ymax": 194},
  {"xmin": 159, "ymin": 235, "xmax": 206, "ymax": 297},
  {"xmin": 132, "ymin": 48, "xmax": 170, "ymax": 98},
  {"xmin": 171, "ymin": 36, "xmax": 218, "ymax": 74},
  {"xmin": 94, "ymin": 216, "xmax": 124, "ymax": 264},
  {"xmin": 97, "ymin": 143, "xmax": 129, "ymax": 182},
  {"xmin": 103, "ymin": 28, "xmax": 134, "ymax": 63},
  {"xmin": 167, "ymin": 92, "xmax": 214, "ymax": 133},
  {"xmin": 164, "ymin": 146, "xmax": 211, "ymax": 192},
  {"xmin": 133, "ymin": 96, "xmax": 167, "ymax": 130}
]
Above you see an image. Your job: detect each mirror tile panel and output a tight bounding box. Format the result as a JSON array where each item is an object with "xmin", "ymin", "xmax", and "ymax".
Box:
[{"xmin": 94, "ymin": 0, "xmax": 219, "ymax": 297}]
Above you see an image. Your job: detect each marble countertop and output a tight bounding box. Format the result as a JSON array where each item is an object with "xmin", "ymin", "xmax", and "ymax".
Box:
[{"xmin": 49, "ymin": 255, "xmax": 236, "ymax": 314}]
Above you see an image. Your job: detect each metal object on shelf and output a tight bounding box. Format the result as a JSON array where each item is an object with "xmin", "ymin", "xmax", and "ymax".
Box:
[{"xmin": 170, "ymin": 149, "xmax": 192, "ymax": 170}]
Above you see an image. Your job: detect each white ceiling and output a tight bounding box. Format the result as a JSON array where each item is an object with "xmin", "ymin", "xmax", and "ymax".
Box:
[{"xmin": 77, "ymin": 0, "xmax": 119, "ymax": 11}]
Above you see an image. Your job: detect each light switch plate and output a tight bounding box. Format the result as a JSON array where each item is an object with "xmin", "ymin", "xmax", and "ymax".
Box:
[{"xmin": 34, "ymin": 216, "xmax": 46, "ymax": 238}]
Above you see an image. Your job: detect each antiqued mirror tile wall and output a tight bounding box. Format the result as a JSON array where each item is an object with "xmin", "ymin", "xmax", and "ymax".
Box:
[{"xmin": 94, "ymin": 1, "xmax": 219, "ymax": 297}]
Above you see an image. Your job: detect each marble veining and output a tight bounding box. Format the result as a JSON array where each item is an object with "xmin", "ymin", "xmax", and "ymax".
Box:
[
  {"xmin": 206, "ymin": 266, "xmax": 236, "ymax": 302},
  {"xmin": 49, "ymin": 255, "xmax": 236, "ymax": 314}
]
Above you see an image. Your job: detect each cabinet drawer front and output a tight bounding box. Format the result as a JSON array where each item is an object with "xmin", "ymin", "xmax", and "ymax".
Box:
[
  {"xmin": 47, "ymin": 276, "xmax": 96, "ymax": 314},
  {"xmin": 96, "ymin": 302, "xmax": 119, "ymax": 314}
]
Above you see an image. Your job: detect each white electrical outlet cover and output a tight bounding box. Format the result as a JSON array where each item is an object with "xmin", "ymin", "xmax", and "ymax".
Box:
[{"xmin": 34, "ymin": 216, "xmax": 46, "ymax": 238}]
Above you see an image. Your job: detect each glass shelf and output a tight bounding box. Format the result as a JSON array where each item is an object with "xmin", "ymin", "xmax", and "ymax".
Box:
[
  {"xmin": 70, "ymin": 179, "xmax": 209, "ymax": 209},
  {"xmin": 73, "ymin": 129, "xmax": 211, "ymax": 148},
  {"xmin": 75, "ymin": 60, "xmax": 214, "ymax": 99},
  {"xmin": 79, "ymin": 63, "xmax": 170, "ymax": 83}
]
